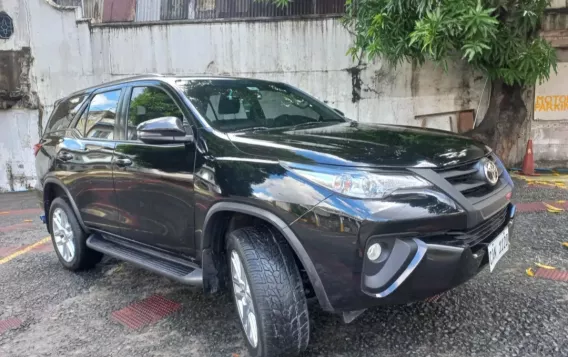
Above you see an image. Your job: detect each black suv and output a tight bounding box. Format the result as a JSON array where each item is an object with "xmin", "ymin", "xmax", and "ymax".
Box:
[{"xmin": 35, "ymin": 75, "xmax": 515, "ymax": 357}]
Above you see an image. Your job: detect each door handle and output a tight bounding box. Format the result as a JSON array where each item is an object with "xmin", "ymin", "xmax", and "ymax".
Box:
[
  {"xmin": 58, "ymin": 152, "xmax": 74, "ymax": 161},
  {"xmin": 115, "ymin": 158, "xmax": 132, "ymax": 167}
]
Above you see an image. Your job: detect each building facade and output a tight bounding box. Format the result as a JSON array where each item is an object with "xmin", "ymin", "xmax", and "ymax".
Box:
[{"xmin": 0, "ymin": 0, "xmax": 564, "ymax": 191}]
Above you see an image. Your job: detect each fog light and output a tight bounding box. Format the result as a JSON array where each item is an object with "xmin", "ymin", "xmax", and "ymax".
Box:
[{"xmin": 367, "ymin": 243, "xmax": 382, "ymax": 262}]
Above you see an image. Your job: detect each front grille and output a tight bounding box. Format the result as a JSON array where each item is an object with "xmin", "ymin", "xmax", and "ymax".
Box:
[
  {"xmin": 436, "ymin": 156, "xmax": 502, "ymax": 202},
  {"xmin": 449, "ymin": 208, "xmax": 507, "ymax": 246},
  {"xmin": 424, "ymin": 207, "xmax": 508, "ymax": 248}
]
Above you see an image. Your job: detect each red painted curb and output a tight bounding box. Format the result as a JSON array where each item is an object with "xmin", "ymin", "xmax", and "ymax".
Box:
[{"xmin": 111, "ymin": 295, "xmax": 181, "ymax": 329}]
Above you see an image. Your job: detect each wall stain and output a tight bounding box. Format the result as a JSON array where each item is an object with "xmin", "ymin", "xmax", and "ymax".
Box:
[
  {"xmin": 6, "ymin": 163, "xmax": 14, "ymax": 192},
  {"xmin": 345, "ymin": 65, "xmax": 364, "ymax": 103},
  {"xmin": 0, "ymin": 47, "xmax": 39, "ymax": 110}
]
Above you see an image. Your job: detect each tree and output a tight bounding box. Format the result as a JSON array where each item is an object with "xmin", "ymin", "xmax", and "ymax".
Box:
[{"xmin": 273, "ymin": 0, "xmax": 557, "ymax": 165}]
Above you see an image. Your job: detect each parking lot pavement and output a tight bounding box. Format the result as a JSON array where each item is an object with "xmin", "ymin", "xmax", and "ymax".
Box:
[{"xmin": 1, "ymin": 181, "xmax": 567, "ymax": 357}]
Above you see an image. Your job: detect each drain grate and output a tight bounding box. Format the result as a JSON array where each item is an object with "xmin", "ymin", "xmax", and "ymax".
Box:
[
  {"xmin": 534, "ymin": 268, "xmax": 568, "ymax": 282},
  {"xmin": 111, "ymin": 295, "xmax": 181, "ymax": 329},
  {"xmin": 0, "ymin": 318, "xmax": 22, "ymax": 335}
]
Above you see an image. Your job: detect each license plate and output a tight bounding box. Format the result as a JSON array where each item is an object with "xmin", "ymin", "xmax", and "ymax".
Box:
[{"xmin": 488, "ymin": 227, "xmax": 510, "ymax": 272}]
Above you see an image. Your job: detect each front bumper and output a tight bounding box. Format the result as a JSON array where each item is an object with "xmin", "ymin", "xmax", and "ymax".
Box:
[
  {"xmin": 289, "ymin": 201, "xmax": 515, "ymax": 312},
  {"xmin": 361, "ymin": 203, "xmax": 515, "ymax": 304}
]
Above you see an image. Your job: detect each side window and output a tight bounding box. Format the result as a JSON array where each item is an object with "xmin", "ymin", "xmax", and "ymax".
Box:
[
  {"xmin": 127, "ymin": 86, "xmax": 184, "ymax": 140},
  {"xmin": 45, "ymin": 94, "xmax": 88, "ymax": 133},
  {"xmin": 85, "ymin": 90, "xmax": 121, "ymax": 140}
]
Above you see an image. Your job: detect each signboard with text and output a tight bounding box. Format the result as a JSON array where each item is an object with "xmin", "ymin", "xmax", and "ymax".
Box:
[{"xmin": 534, "ymin": 63, "xmax": 568, "ymax": 121}]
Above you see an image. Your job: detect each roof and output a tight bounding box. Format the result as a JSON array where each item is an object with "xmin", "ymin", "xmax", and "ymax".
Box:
[{"xmin": 65, "ymin": 74, "xmax": 274, "ymax": 100}]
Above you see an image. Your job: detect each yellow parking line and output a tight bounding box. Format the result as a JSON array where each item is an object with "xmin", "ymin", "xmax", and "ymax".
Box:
[{"xmin": 0, "ymin": 236, "xmax": 51, "ymax": 265}]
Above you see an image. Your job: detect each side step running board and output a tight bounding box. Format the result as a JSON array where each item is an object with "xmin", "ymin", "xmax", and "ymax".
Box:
[{"xmin": 86, "ymin": 234, "xmax": 203, "ymax": 286}]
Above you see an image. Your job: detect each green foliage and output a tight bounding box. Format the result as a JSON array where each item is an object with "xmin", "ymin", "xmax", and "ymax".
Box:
[
  {"xmin": 343, "ymin": 0, "xmax": 557, "ymax": 85},
  {"xmin": 263, "ymin": 0, "xmax": 291, "ymax": 8}
]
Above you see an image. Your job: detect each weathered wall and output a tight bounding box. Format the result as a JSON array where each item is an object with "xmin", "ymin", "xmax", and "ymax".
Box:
[
  {"xmin": 534, "ymin": 7, "xmax": 568, "ymax": 164},
  {"xmin": 0, "ymin": 0, "xmax": 492, "ymax": 191},
  {"xmin": 88, "ymin": 19, "xmax": 490, "ymax": 129}
]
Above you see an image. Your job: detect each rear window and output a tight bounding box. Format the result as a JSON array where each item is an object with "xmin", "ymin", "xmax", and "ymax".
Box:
[{"xmin": 45, "ymin": 94, "xmax": 88, "ymax": 134}]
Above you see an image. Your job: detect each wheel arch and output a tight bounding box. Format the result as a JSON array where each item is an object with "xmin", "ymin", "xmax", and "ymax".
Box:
[
  {"xmin": 201, "ymin": 202, "xmax": 333, "ymax": 312},
  {"xmin": 43, "ymin": 177, "xmax": 89, "ymax": 233}
]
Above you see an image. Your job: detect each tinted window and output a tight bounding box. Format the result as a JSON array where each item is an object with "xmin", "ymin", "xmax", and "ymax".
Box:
[
  {"xmin": 127, "ymin": 86, "xmax": 184, "ymax": 140},
  {"xmin": 85, "ymin": 90, "xmax": 121, "ymax": 140},
  {"xmin": 177, "ymin": 79, "xmax": 344, "ymax": 132},
  {"xmin": 45, "ymin": 94, "xmax": 88, "ymax": 133}
]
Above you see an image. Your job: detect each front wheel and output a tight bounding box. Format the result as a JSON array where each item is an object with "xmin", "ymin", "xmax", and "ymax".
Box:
[{"xmin": 226, "ymin": 225, "xmax": 310, "ymax": 357}]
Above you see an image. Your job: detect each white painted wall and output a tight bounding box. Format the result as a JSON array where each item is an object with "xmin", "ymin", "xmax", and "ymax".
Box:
[
  {"xmin": 0, "ymin": 0, "xmax": 493, "ymax": 191},
  {"xmin": 0, "ymin": 109, "xmax": 38, "ymax": 191}
]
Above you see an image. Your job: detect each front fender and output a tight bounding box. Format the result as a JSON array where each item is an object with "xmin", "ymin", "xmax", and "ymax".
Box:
[{"xmin": 201, "ymin": 201, "xmax": 333, "ymax": 312}]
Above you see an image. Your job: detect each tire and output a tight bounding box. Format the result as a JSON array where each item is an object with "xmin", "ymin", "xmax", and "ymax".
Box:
[
  {"xmin": 49, "ymin": 197, "xmax": 102, "ymax": 271},
  {"xmin": 226, "ymin": 224, "xmax": 310, "ymax": 357}
]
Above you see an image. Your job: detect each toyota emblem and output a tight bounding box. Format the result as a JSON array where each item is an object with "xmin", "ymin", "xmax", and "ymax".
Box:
[{"xmin": 484, "ymin": 160, "xmax": 499, "ymax": 186}]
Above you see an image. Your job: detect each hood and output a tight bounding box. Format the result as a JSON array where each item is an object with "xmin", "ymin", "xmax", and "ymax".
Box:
[{"xmin": 227, "ymin": 121, "xmax": 489, "ymax": 168}]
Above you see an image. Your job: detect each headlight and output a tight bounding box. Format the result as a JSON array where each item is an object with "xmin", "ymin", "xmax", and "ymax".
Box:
[{"xmin": 283, "ymin": 163, "xmax": 431, "ymax": 199}]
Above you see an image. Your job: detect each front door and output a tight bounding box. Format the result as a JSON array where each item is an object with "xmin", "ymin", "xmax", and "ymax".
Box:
[{"xmin": 112, "ymin": 83, "xmax": 197, "ymax": 256}]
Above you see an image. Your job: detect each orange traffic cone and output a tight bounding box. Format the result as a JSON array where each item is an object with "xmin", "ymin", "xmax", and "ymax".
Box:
[{"xmin": 521, "ymin": 139, "xmax": 536, "ymax": 176}]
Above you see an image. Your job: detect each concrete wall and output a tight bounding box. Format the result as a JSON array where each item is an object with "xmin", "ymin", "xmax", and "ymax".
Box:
[
  {"xmin": 534, "ymin": 7, "xmax": 568, "ymax": 164},
  {"xmin": 0, "ymin": 0, "xmax": 493, "ymax": 191}
]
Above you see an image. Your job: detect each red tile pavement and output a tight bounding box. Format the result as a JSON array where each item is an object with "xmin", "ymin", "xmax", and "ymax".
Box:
[
  {"xmin": 0, "ymin": 208, "xmax": 42, "ymax": 216},
  {"xmin": 516, "ymin": 201, "xmax": 568, "ymax": 213},
  {"xmin": 31, "ymin": 241, "xmax": 53, "ymax": 252},
  {"xmin": 0, "ymin": 246, "xmax": 22, "ymax": 258},
  {"xmin": 111, "ymin": 295, "xmax": 181, "ymax": 329},
  {"xmin": 0, "ymin": 222, "xmax": 34, "ymax": 233},
  {"xmin": 516, "ymin": 202, "xmax": 547, "ymax": 212},
  {"xmin": 0, "ymin": 318, "xmax": 22, "ymax": 335},
  {"xmin": 0, "ymin": 240, "xmax": 51, "ymax": 258},
  {"xmin": 534, "ymin": 268, "xmax": 568, "ymax": 282}
]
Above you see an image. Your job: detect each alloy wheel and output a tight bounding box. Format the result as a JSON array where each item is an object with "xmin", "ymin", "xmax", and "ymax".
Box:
[
  {"xmin": 230, "ymin": 250, "xmax": 258, "ymax": 348},
  {"xmin": 52, "ymin": 208, "xmax": 75, "ymax": 262}
]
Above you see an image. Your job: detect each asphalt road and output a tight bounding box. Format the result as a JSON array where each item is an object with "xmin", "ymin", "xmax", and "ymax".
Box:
[{"xmin": 0, "ymin": 179, "xmax": 567, "ymax": 357}]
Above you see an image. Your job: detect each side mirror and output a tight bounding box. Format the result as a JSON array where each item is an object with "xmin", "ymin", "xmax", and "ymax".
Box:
[
  {"xmin": 333, "ymin": 108, "xmax": 345, "ymax": 116},
  {"xmin": 136, "ymin": 117, "xmax": 193, "ymax": 144}
]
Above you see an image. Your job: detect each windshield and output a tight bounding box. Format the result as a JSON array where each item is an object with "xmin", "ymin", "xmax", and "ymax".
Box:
[{"xmin": 175, "ymin": 79, "xmax": 345, "ymax": 132}]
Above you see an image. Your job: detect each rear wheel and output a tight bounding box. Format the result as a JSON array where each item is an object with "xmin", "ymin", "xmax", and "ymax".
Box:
[
  {"xmin": 226, "ymin": 225, "xmax": 310, "ymax": 357},
  {"xmin": 49, "ymin": 197, "xmax": 102, "ymax": 271}
]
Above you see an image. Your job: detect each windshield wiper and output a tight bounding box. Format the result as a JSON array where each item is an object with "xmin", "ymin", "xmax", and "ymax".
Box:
[
  {"xmin": 231, "ymin": 126, "xmax": 270, "ymax": 133},
  {"xmin": 288, "ymin": 120, "xmax": 343, "ymax": 131}
]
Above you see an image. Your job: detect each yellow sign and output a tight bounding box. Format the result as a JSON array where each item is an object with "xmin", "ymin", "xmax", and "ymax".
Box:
[{"xmin": 535, "ymin": 95, "xmax": 568, "ymax": 112}]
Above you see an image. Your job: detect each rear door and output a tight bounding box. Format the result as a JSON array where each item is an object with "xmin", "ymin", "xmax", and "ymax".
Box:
[
  {"xmin": 56, "ymin": 86, "xmax": 126, "ymax": 235},
  {"xmin": 112, "ymin": 81, "xmax": 197, "ymax": 256}
]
